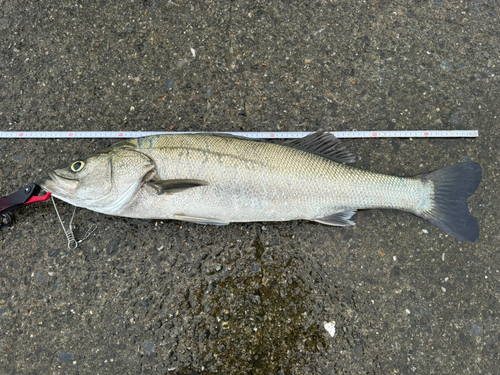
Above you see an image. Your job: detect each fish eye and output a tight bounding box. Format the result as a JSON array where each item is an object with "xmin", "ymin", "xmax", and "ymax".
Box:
[{"xmin": 71, "ymin": 161, "xmax": 85, "ymax": 172}]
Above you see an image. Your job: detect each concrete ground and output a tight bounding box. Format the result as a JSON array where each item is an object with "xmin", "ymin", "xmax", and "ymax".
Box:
[{"xmin": 1, "ymin": 0, "xmax": 499, "ymax": 374}]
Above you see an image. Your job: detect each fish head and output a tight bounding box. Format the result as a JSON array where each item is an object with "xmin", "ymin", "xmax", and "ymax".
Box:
[{"xmin": 40, "ymin": 145, "xmax": 155, "ymax": 214}]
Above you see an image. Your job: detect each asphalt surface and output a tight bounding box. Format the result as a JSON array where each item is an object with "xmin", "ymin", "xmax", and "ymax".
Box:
[{"xmin": 1, "ymin": 1, "xmax": 499, "ymax": 374}]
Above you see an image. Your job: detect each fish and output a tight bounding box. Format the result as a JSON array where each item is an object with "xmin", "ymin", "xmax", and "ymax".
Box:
[{"xmin": 39, "ymin": 132, "xmax": 482, "ymax": 242}]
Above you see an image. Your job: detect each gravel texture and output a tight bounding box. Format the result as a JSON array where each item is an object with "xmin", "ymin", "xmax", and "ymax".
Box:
[{"xmin": 1, "ymin": 1, "xmax": 499, "ymax": 374}]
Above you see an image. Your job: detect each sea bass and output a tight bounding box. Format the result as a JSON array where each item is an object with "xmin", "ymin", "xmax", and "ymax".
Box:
[{"xmin": 39, "ymin": 132, "xmax": 482, "ymax": 242}]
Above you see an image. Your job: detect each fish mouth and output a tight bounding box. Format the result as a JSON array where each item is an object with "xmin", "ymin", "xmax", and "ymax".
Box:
[{"xmin": 39, "ymin": 172, "xmax": 79, "ymax": 194}]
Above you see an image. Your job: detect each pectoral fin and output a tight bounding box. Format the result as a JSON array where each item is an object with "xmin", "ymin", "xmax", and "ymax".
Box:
[
  {"xmin": 148, "ymin": 179, "xmax": 208, "ymax": 195},
  {"xmin": 314, "ymin": 210, "xmax": 357, "ymax": 226},
  {"xmin": 173, "ymin": 214, "xmax": 230, "ymax": 225}
]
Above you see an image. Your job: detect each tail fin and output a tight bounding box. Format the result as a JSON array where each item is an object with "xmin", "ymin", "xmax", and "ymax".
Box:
[{"xmin": 417, "ymin": 162, "xmax": 482, "ymax": 242}]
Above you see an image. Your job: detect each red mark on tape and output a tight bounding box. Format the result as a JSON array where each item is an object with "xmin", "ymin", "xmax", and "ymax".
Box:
[
  {"xmin": 372, "ymin": 133, "xmax": 377, "ymax": 137},
  {"xmin": 19, "ymin": 133, "xmax": 24, "ymax": 137},
  {"xmin": 424, "ymin": 132, "xmax": 429, "ymax": 136},
  {"xmin": 118, "ymin": 133, "xmax": 124, "ymax": 137},
  {"xmin": 68, "ymin": 133, "xmax": 74, "ymax": 137},
  {"xmin": 270, "ymin": 134, "xmax": 275, "ymax": 137}
]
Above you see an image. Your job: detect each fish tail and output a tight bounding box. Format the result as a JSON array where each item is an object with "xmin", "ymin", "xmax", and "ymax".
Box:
[{"xmin": 415, "ymin": 161, "xmax": 482, "ymax": 242}]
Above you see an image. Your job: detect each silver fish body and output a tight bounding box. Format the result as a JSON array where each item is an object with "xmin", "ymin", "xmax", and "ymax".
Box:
[
  {"xmin": 40, "ymin": 132, "xmax": 481, "ymax": 241},
  {"xmin": 116, "ymin": 135, "xmax": 430, "ymax": 222}
]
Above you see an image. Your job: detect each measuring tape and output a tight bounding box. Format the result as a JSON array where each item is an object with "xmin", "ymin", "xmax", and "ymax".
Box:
[{"xmin": 0, "ymin": 130, "xmax": 478, "ymax": 139}]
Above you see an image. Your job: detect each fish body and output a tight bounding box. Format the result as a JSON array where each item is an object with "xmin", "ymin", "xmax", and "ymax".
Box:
[{"xmin": 40, "ymin": 132, "xmax": 482, "ymax": 241}]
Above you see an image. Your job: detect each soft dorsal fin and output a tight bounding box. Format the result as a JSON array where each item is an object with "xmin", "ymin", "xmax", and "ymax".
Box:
[
  {"xmin": 148, "ymin": 179, "xmax": 208, "ymax": 195},
  {"xmin": 285, "ymin": 132, "xmax": 355, "ymax": 163}
]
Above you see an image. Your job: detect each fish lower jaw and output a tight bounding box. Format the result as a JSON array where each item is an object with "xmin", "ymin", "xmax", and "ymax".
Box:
[
  {"xmin": 51, "ymin": 196, "xmax": 127, "ymax": 216},
  {"xmin": 48, "ymin": 193, "xmax": 91, "ymax": 211},
  {"xmin": 49, "ymin": 191, "xmax": 135, "ymax": 216}
]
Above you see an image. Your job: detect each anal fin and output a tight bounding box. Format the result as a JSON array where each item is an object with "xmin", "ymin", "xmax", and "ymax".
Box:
[
  {"xmin": 313, "ymin": 210, "xmax": 356, "ymax": 226},
  {"xmin": 173, "ymin": 214, "xmax": 230, "ymax": 226}
]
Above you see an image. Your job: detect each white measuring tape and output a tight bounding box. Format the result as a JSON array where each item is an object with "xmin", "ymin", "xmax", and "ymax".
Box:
[{"xmin": 0, "ymin": 130, "xmax": 478, "ymax": 139}]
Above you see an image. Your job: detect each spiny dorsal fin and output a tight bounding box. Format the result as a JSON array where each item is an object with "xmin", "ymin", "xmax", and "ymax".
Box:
[
  {"xmin": 285, "ymin": 132, "xmax": 355, "ymax": 163},
  {"xmin": 148, "ymin": 179, "xmax": 208, "ymax": 195}
]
